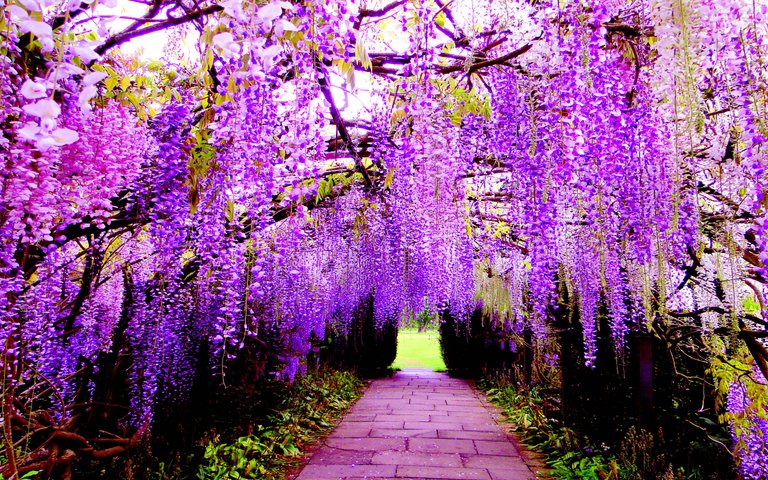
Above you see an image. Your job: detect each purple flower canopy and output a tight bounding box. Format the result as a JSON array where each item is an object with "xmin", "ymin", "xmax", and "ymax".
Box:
[{"xmin": 1, "ymin": 0, "xmax": 768, "ymax": 476}]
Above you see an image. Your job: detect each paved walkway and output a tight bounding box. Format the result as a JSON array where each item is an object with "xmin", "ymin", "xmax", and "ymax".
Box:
[{"xmin": 294, "ymin": 369, "xmax": 537, "ymax": 480}]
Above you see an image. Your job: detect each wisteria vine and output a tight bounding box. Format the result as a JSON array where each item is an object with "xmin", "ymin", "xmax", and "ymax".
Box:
[{"xmin": 1, "ymin": 0, "xmax": 768, "ymax": 477}]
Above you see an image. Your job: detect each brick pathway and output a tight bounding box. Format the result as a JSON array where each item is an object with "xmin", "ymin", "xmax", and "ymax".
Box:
[{"xmin": 294, "ymin": 369, "xmax": 537, "ymax": 480}]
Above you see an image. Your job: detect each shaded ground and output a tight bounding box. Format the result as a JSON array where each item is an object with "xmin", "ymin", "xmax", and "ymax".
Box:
[{"xmin": 292, "ymin": 369, "xmax": 541, "ymax": 480}]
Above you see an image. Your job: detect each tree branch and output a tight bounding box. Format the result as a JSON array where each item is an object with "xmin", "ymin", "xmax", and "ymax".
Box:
[
  {"xmin": 315, "ymin": 55, "xmax": 373, "ymax": 188},
  {"xmin": 359, "ymin": 0, "xmax": 408, "ymax": 18},
  {"xmin": 95, "ymin": 4, "xmax": 222, "ymax": 56},
  {"xmin": 439, "ymin": 43, "xmax": 533, "ymax": 74}
]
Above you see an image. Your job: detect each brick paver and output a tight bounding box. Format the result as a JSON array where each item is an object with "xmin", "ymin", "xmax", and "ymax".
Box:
[{"xmin": 293, "ymin": 369, "xmax": 536, "ymax": 480}]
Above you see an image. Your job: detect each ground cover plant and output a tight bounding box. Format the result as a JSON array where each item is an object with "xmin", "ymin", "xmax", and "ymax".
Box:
[
  {"xmin": 194, "ymin": 369, "xmax": 364, "ymax": 480},
  {"xmin": 479, "ymin": 331, "xmax": 736, "ymax": 480},
  {"xmin": 481, "ymin": 379, "xmax": 691, "ymax": 480},
  {"xmin": 73, "ymin": 368, "xmax": 364, "ymax": 480},
  {"xmin": 1, "ymin": 0, "xmax": 768, "ymax": 478}
]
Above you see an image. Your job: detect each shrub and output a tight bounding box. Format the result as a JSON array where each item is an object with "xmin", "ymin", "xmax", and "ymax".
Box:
[
  {"xmin": 321, "ymin": 293, "xmax": 397, "ymax": 375},
  {"xmin": 197, "ymin": 369, "xmax": 363, "ymax": 480},
  {"xmin": 440, "ymin": 308, "xmax": 520, "ymax": 377}
]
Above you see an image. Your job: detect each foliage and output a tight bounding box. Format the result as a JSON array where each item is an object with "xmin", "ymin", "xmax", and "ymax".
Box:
[
  {"xmin": 482, "ymin": 381, "xmax": 626, "ymax": 479},
  {"xmin": 480, "ymin": 378, "xmax": 716, "ymax": 480},
  {"xmin": 119, "ymin": 369, "xmax": 363, "ymax": 480},
  {"xmin": 548, "ymin": 451, "xmax": 623, "ymax": 480},
  {"xmin": 401, "ymin": 303, "xmax": 437, "ymax": 332},
  {"xmin": 2, "ymin": 0, "xmax": 768, "ymax": 476},
  {"xmin": 195, "ymin": 369, "xmax": 363, "ymax": 480},
  {"xmin": 440, "ymin": 308, "xmax": 523, "ymax": 377},
  {"xmin": 319, "ymin": 293, "xmax": 398, "ymax": 376}
]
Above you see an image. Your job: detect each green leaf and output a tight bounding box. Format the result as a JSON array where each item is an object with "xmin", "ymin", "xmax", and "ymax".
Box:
[
  {"xmin": 435, "ymin": 11, "xmax": 447, "ymax": 28},
  {"xmin": 125, "ymin": 91, "xmax": 141, "ymax": 110},
  {"xmin": 384, "ymin": 168, "xmax": 395, "ymax": 189},
  {"xmin": 120, "ymin": 75, "xmax": 131, "ymax": 90},
  {"xmin": 317, "ymin": 179, "xmax": 331, "ymax": 201},
  {"xmin": 104, "ymin": 76, "xmax": 118, "ymax": 92},
  {"xmin": 354, "ymin": 37, "xmax": 372, "ymax": 71},
  {"xmin": 226, "ymin": 199, "xmax": 235, "ymax": 222}
]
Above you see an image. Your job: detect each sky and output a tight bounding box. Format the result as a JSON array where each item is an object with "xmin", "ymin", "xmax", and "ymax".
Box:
[{"xmin": 90, "ymin": 0, "xmax": 535, "ymax": 120}]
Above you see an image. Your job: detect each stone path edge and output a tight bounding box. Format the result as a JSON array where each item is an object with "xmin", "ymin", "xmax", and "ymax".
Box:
[
  {"xmin": 287, "ymin": 369, "xmax": 549, "ymax": 480},
  {"xmin": 466, "ymin": 378, "xmax": 550, "ymax": 478},
  {"xmin": 283, "ymin": 375, "xmax": 376, "ymax": 480}
]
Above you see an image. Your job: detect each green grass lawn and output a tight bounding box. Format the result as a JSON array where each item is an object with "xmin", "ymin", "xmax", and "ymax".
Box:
[{"xmin": 392, "ymin": 328, "xmax": 446, "ymax": 371}]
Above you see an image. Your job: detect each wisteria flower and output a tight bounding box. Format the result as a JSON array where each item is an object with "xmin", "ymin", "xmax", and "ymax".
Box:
[
  {"xmin": 36, "ymin": 128, "xmax": 80, "ymax": 150},
  {"xmin": 65, "ymin": 0, "xmax": 85, "ymax": 12},
  {"xmin": 213, "ymin": 32, "xmax": 241, "ymax": 58},
  {"xmin": 23, "ymin": 98, "xmax": 61, "ymax": 119},
  {"xmin": 17, "ymin": 0, "xmax": 42, "ymax": 9},
  {"xmin": 221, "ymin": 0, "xmax": 245, "ymax": 21},
  {"xmin": 7, "ymin": 5, "xmax": 31, "ymax": 21},
  {"xmin": 260, "ymin": 44, "xmax": 282, "ymax": 71},
  {"xmin": 71, "ymin": 42, "xmax": 102, "ymax": 63},
  {"xmin": 274, "ymin": 19, "xmax": 299, "ymax": 36},
  {"xmin": 78, "ymin": 84, "xmax": 98, "ymax": 109},
  {"xmin": 19, "ymin": 19, "xmax": 53, "ymax": 39},
  {"xmin": 83, "ymin": 71, "xmax": 108, "ymax": 86},
  {"xmin": 256, "ymin": 1, "xmax": 292, "ymax": 30},
  {"xmin": 47, "ymin": 63, "xmax": 86, "ymax": 83},
  {"xmin": 20, "ymin": 78, "xmax": 48, "ymax": 99},
  {"xmin": 257, "ymin": 2, "xmax": 283, "ymax": 24},
  {"xmin": 17, "ymin": 122, "xmax": 42, "ymax": 140}
]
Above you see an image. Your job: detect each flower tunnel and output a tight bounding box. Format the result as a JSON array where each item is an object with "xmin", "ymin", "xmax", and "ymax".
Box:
[{"xmin": 1, "ymin": 0, "xmax": 768, "ymax": 478}]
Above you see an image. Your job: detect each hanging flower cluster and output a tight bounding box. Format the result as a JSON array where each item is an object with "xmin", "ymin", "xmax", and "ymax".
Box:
[
  {"xmin": 3, "ymin": 0, "xmax": 768, "ymax": 475},
  {"xmin": 472, "ymin": 2, "xmax": 687, "ymax": 362},
  {"xmin": 727, "ymin": 369, "xmax": 768, "ymax": 479}
]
